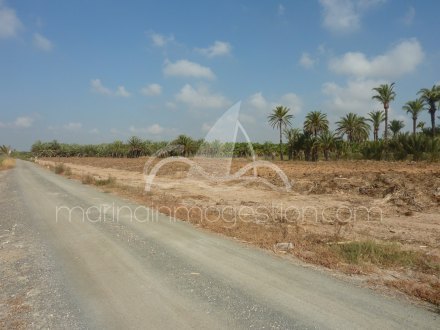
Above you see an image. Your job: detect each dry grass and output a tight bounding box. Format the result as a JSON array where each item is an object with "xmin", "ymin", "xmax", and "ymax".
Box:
[
  {"xmin": 385, "ymin": 278, "xmax": 440, "ymax": 306},
  {"xmin": 54, "ymin": 163, "xmax": 66, "ymax": 174},
  {"xmin": 0, "ymin": 157, "xmax": 16, "ymax": 170},
  {"xmin": 81, "ymin": 174, "xmax": 116, "ymax": 186},
  {"xmin": 38, "ymin": 157, "xmax": 440, "ymax": 306}
]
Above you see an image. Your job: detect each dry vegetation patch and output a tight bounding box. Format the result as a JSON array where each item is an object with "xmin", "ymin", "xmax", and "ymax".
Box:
[
  {"xmin": 0, "ymin": 157, "xmax": 15, "ymax": 170},
  {"xmin": 37, "ymin": 157, "xmax": 440, "ymax": 307}
]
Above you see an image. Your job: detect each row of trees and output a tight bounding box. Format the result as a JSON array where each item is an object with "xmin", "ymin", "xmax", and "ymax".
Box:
[
  {"xmin": 31, "ymin": 130, "xmax": 439, "ymax": 162},
  {"xmin": 268, "ymin": 83, "xmax": 440, "ymax": 161},
  {"xmin": 30, "ymin": 83, "xmax": 439, "ymax": 162}
]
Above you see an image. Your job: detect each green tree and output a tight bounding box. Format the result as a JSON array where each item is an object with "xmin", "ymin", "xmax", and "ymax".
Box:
[
  {"xmin": 336, "ymin": 113, "xmax": 370, "ymax": 143},
  {"xmin": 127, "ymin": 136, "xmax": 143, "ymax": 158},
  {"xmin": 303, "ymin": 111, "xmax": 329, "ymax": 137},
  {"xmin": 173, "ymin": 134, "xmax": 196, "ymax": 157},
  {"xmin": 372, "ymin": 82, "xmax": 396, "ymax": 141},
  {"xmin": 418, "ymin": 85, "xmax": 440, "ymax": 137},
  {"xmin": 367, "ymin": 110, "xmax": 385, "ymax": 142},
  {"xmin": 402, "ymin": 99, "xmax": 425, "ymax": 135},
  {"xmin": 0, "ymin": 145, "xmax": 12, "ymax": 156},
  {"xmin": 284, "ymin": 128, "xmax": 301, "ymax": 160},
  {"xmin": 317, "ymin": 131, "xmax": 339, "ymax": 161},
  {"xmin": 388, "ymin": 120, "xmax": 405, "ymax": 138},
  {"xmin": 267, "ymin": 106, "xmax": 293, "ymax": 160}
]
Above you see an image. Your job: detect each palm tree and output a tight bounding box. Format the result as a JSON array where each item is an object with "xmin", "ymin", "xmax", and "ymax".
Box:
[
  {"xmin": 127, "ymin": 136, "xmax": 143, "ymax": 158},
  {"xmin": 388, "ymin": 120, "xmax": 405, "ymax": 138},
  {"xmin": 173, "ymin": 134, "xmax": 195, "ymax": 157},
  {"xmin": 303, "ymin": 111, "xmax": 329, "ymax": 137},
  {"xmin": 417, "ymin": 121, "xmax": 425, "ymax": 131},
  {"xmin": 372, "ymin": 82, "xmax": 396, "ymax": 141},
  {"xmin": 0, "ymin": 145, "xmax": 12, "ymax": 156},
  {"xmin": 284, "ymin": 128, "xmax": 301, "ymax": 160},
  {"xmin": 418, "ymin": 85, "xmax": 440, "ymax": 137},
  {"xmin": 336, "ymin": 113, "xmax": 370, "ymax": 143},
  {"xmin": 367, "ymin": 110, "xmax": 385, "ymax": 141},
  {"xmin": 402, "ymin": 99, "xmax": 425, "ymax": 135},
  {"xmin": 268, "ymin": 106, "xmax": 293, "ymax": 160},
  {"xmin": 317, "ymin": 131, "xmax": 339, "ymax": 161}
]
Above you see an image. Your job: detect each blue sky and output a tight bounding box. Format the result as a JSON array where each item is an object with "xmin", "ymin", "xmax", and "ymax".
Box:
[{"xmin": 0, "ymin": 0, "xmax": 439, "ymax": 150}]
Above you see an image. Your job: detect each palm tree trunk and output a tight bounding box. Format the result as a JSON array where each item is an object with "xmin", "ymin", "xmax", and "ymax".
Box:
[
  {"xmin": 413, "ymin": 118, "xmax": 416, "ymax": 135},
  {"xmin": 430, "ymin": 107, "xmax": 436, "ymax": 137},
  {"xmin": 279, "ymin": 125, "xmax": 283, "ymax": 161},
  {"xmin": 384, "ymin": 106, "xmax": 389, "ymax": 141}
]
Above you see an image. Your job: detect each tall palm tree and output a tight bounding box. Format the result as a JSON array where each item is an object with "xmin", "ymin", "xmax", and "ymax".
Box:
[
  {"xmin": 317, "ymin": 131, "xmax": 339, "ymax": 161},
  {"xmin": 0, "ymin": 145, "xmax": 12, "ymax": 156},
  {"xmin": 388, "ymin": 120, "xmax": 405, "ymax": 138},
  {"xmin": 268, "ymin": 106, "xmax": 293, "ymax": 160},
  {"xmin": 174, "ymin": 134, "xmax": 196, "ymax": 157},
  {"xmin": 402, "ymin": 99, "xmax": 425, "ymax": 135},
  {"xmin": 372, "ymin": 82, "xmax": 396, "ymax": 141},
  {"xmin": 336, "ymin": 113, "xmax": 370, "ymax": 143},
  {"xmin": 284, "ymin": 128, "xmax": 301, "ymax": 160},
  {"xmin": 127, "ymin": 136, "xmax": 143, "ymax": 158},
  {"xmin": 418, "ymin": 85, "xmax": 440, "ymax": 137},
  {"xmin": 367, "ymin": 110, "xmax": 385, "ymax": 142},
  {"xmin": 303, "ymin": 111, "xmax": 329, "ymax": 137}
]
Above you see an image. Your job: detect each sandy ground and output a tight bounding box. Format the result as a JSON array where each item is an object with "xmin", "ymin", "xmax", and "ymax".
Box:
[{"xmin": 37, "ymin": 157, "xmax": 440, "ymax": 255}]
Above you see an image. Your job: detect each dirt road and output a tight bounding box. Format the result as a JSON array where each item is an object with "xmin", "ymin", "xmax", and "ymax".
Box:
[{"xmin": 1, "ymin": 160, "xmax": 438, "ymax": 329}]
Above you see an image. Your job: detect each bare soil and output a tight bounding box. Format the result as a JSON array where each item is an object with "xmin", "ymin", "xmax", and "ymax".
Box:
[{"xmin": 36, "ymin": 157, "xmax": 440, "ymax": 306}]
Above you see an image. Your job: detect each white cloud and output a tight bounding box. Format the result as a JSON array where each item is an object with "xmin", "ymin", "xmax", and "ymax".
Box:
[
  {"xmin": 14, "ymin": 116, "xmax": 34, "ymax": 128},
  {"xmin": 175, "ymin": 84, "xmax": 229, "ymax": 109},
  {"xmin": 0, "ymin": 3, "xmax": 23, "ymax": 39},
  {"xmin": 279, "ymin": 93, "xmax": 303, "ymax": 114},
  {"xmin": 201, "ymin": 123, "xmax": 211, "ymax": 132},
  {"xmin": 115, "ymin": 86, "xmax": 131, "ymax": 97},
  {"xmin": 90, "ymin": 79, "xmax": 130, "ymax": 97},
  {"xmin": 164, "ymin": 59, "xmax": 215, "ymax": 79},
  {"xmin": 196, "ymin": 41, "xmax": 232, "ymax": 58},
  {"xmin": 165, "ymin": 101, "xmax": 177, "ymax": 109},
  {"xmin": 322, "ymin": 78, "xmax": 384, "ymax": 117},
  {"xmin": 402, "ymin": 6, "xmax": 415, "ymax": 26},
  {"xmin": 278, "ymin": 4, "xmax": 285, "ymax": 16},
  {"xmin": 90, "ymin": 79, "xmax": 112, "ymax": 95},
  {"xmin": 320, "ymin": 0, "xmax": 359, "ymax": 32},
  {"xmin": 150, "ymin": 32, "xmax": 174, "ymax": 47},
  {"xmin": 89, "ymin": 128, "xmax": 99, "ymax": 134},
  {"xmin": 299, "ymin": 52, "xmax": 315, "ymax": 69},
  {"xmin": 0, "ymin": 121, "xmax": 4, "ymax": 128},
  {"xmin": 329, "ymin": 39, "xmax": 424, "ymax": 79},
  {"xmin": 248, "ymin": 92, "xmax": 268, "ymax": 111},
  {"xmin": 247, "ymin": 92, "xmax": 302, "ymax": 114},
  {"xmin": 147, "ymin": 124, "xmax": 164, "ymax": 135},
  {"xmin": 129, "ymin": 124, "xmax": 165, "ymax": 135},
  {"xmin": 239, "ymin": 113, "xmax": 256, "ymax": 124},
  {"xmin": 141, "ymin": 83, "xmax": 162, "ymax": 96},
  {"xmin": 319, "ymin": 0, "xmax": 385, "ymax": 33},
  {"xmin": 33, "ymin": 33, "xmax": 53, "ymax": 51},
  {"xmin": 64, "ymin": 122, "xmax": 82, "ymax": 131}
]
